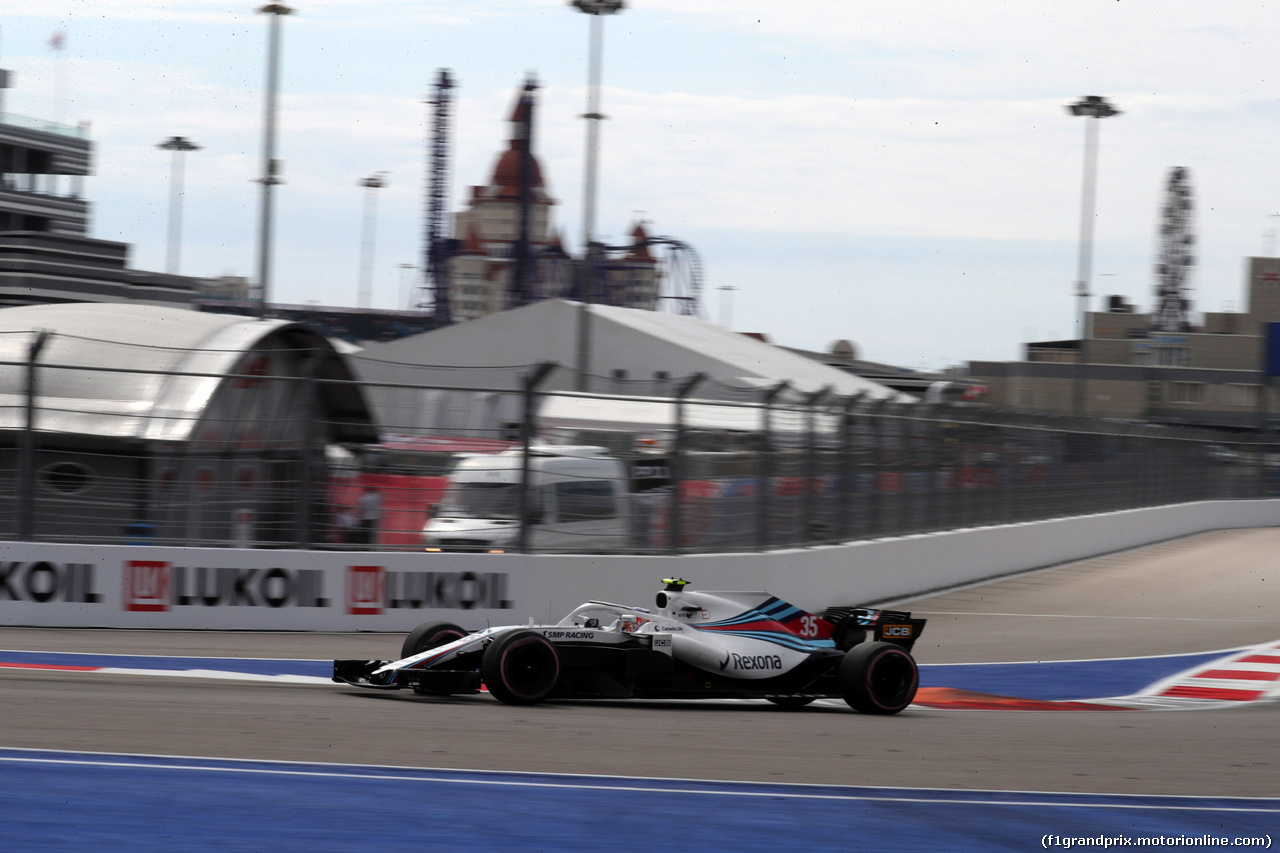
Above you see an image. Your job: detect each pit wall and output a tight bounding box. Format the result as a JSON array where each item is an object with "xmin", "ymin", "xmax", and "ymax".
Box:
[{"xmin": 3, "ymin": 499, "xmax": 1276, "ymax": 631}]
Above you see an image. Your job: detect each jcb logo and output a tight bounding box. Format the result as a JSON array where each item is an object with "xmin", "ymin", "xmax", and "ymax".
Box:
[{"xmin": 882, "ymin": 624, "xmax": 913, "ymax": 638}]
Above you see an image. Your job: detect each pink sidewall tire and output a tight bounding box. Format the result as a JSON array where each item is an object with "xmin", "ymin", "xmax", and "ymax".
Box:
[
  {"xmin": 481, "ymin": 630, "xmax": 560, "ymax": 705},
  {"xmin": 839, "ymin": 641, "xmax": 919, "ymax": 715}
]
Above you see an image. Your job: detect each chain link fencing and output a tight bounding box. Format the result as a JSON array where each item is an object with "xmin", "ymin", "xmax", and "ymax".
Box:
[{"xmin": 0, "ymin": 339, "xmax": 1274, "ymax": 552}]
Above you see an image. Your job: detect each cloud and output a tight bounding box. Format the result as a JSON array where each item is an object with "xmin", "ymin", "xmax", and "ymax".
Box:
[{"xmin": 5, "ymin": 0, "xmax": 1278, "ymax": 368}]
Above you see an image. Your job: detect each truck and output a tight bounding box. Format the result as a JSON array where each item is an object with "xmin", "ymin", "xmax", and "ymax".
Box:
[{"xmin": 422, "ymin": 446, "xmax": 630, "ymax": 553}]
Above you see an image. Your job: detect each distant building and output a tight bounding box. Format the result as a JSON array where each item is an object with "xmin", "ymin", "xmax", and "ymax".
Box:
[
  {"xmin": 783, "ymin": 339, "xmax": 985, "ymax": 401},
  {"xmin": 968, "ymin": 257, "xmax": 1280, "ymax": 430},
  {"xmin": 442, "ymin": 86, "xmax": 659, "ymax": 322},
  {"xmin": 0, "ymin": 71, "xmax": 445, "ymax": 343},
  {"xmin": 0, "ymin": 69, "xmax": 199, "ymax": 308},
  {"xmin": 0, "ymin": 303, "xmax": 376, "ymax": 546}
]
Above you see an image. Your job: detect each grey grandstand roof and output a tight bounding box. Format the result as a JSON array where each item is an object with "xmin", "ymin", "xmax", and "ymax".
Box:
[
  {"xmin": 0, "ymin": 302, "xmax": 375, "ymax": 442},
  {"xmin": 354, "ymin": 299, "xmax": 909, "ymax": 401}
]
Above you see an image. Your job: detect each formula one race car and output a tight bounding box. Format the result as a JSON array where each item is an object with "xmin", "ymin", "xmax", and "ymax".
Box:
[{"xmin": 333, "ymin": 579, "xmax": 926, "ymax": 714}]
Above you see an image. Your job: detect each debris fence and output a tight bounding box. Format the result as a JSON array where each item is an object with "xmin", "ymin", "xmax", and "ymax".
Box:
[{"xmin": 0, "ymin": 349, "xmax": 1273, "ymax": 552}]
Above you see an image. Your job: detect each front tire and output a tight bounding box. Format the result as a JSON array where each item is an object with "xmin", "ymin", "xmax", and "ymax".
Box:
[
  {"xmin": 401, "ymin": 621, "xmax": 467, "ymax": 659},
  {"xmin": 481, "ymin": 631, "xmax": 560, "ymax": 705},
  {"xmin": 840, "ymin": 641, "xmax": 918, "ymax": 715}
]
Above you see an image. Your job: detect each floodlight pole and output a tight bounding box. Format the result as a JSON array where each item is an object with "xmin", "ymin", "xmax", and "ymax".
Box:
[
  {"xmin": 1067, "ymin": 95, "xmax": 1120, "ymax": 417},
  {"xmin": 357, "ymin": 172, "xmax": 388, "ymax": 309},
  {"xmin": 157, "ymin": 136, "xmax": 201, "ymax": 275},
  {"xmin": 254, "ymin": 3, "xmax": 293, "ymax": 319},
  {"xmin": 571, "ymin": 0, "xmax": 624, "ymax": 392}
]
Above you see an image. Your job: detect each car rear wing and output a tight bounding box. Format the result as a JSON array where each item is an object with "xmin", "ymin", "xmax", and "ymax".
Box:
[{"xmin": 821, "ymin": 606, "xmax": 926, "ymax": 652}]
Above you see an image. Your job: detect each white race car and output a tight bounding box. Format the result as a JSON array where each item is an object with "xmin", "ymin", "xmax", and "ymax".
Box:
[{"xmin": 333, "ymin": 578, "xmax": 925, "ymax": 714}]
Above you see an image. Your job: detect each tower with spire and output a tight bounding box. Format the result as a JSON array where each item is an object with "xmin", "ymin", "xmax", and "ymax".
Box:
[
  {"xmin": 444, "ymin": 83, "xmax": 659, "ymax": 323},
  {"xmin": 447, "ymin": 85, "xmax": 558, "ymax": 322}
]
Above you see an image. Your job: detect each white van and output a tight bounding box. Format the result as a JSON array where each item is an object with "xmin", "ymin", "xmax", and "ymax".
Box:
[{"xmin": 422, "ymin": 446, "xmax": 630, "ymax": 553}]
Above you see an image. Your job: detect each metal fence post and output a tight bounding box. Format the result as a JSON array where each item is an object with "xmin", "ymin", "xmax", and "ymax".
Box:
[
  {"xmin": 803, "ymin": 386, "xmax": 831, "ymax": 546},
  {"xmin": 756, "ymin": 381, "xmax": 788, "ymax": 551},
  {"xmin": 868, "ymin": 397, "xmax": 892, "ymax": 536},
  {"xmin": 916, "ymin": 403, "xmax": 936, "ymax": 534},
  {"xmin": 840, "ymin": 393, "xmax": 862, "ymax": 542},
  {"xmin": 18, "ymin": 330, "xmax": 50, "ymax": 541},
  {"xmin": 518, "ymin": 362, "xmax": 556, "ymax": 553},
  {"xmin": 668, "ymin": 372, "xmax": 704, "ymax": 555},
  {"xmin": 295, "ymin": 349, "xmax": 325, "ymax": 549}
]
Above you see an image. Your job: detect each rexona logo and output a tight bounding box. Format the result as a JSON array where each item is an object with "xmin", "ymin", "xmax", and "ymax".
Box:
[
  {"xmin": 345, "ymin": 567, "xmax": 513, "ymax": 616},
  {"xmin": 0, "ymin": 561, "xmax": 100, "ymax": 603},
  {"xmin": 123, "ymin": 561, "xmax": 329, "ymax": 612},
  {"xmin": 719, "ymin": 651, "xmax": 784, "ymax": 672}
]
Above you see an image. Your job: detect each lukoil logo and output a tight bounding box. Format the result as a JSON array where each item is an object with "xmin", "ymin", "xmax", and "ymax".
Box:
[
  {"xmin": 123, "ymin": 561, "xmax": 169, "ymax": 612},
  {"xmin": 344, "ymin": 567, "xmax": 514, "ymax": 615},
  {"xmin": 122, "ymin": 561, "xmax": 329, "ymax": 612},
  {"xmin": 0, "ymin": 561, "xmax": 100, "ymax": 603},
  {"xmin": 347, "ymin": 566, "xmax": 384, "ymax": 615}
]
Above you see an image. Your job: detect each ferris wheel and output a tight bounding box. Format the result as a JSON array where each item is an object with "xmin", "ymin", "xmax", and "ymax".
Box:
[
  {"xmin": 1152, "ymin": 167, "xmax": 1195, "ymax": 332},
  {"xmin": 648, "ymin": 236, "xmax": 704, "ymax": 318},
  {"xmin": 525, "ymin": 236, "xmax": 705, "ymax": 319},
  {"xmin": 583, "ymin": 235, "xmax": 705, "ymax": 317}
]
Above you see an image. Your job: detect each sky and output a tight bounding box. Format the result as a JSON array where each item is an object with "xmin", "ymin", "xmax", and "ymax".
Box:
[{"xmin": 3, "ymin": 1, "xmax": 1280, "ymax": 371}]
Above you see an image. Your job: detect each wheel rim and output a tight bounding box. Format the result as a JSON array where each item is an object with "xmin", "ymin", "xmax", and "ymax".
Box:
[
  {"xmin": 868, "ymin": 649, "xmax": 917, "ymax": 708},
  {"xmin": 502, "ymin": 638, "xmax": 558, "ymax": 699}
]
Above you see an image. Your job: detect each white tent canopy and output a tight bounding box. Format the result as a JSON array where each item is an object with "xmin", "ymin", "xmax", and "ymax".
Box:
[
  {"xmin": 536, "ymin": 393, "xmax": 843, "ymax": 441},
  {"xmin": 354, "ymin": 300, "xmax": 907, "ymax": 399},
  {"xmin": 352, "ymin": 300, "xmax": 909, "ymax": 436}
]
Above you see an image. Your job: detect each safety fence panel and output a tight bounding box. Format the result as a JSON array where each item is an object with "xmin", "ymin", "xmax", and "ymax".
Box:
[{"xmin": 1, "ymin": 345, "xmax": 1275, "ymax": 553}]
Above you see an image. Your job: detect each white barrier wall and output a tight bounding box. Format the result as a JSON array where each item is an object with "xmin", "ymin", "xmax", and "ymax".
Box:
[{"xmin": 2, "ymin": 499, "xmax": 1276, "ymax": 630}]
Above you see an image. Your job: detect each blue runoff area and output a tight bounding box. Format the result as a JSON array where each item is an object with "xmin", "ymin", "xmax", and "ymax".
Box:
[
  {"xmin": 1, "ymin": 750, "xmax": 1275, "ymax": 852},
  {"xmin": 0, "ymin": 649, "xmax": 331, "ymax": 678},
  {"xmin": 918, "ymin": 651, "xmax": 1229, "ymax": 701}
]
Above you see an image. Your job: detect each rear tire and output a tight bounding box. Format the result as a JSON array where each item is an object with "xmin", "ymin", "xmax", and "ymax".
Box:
[
  {"xmin": 481, "ymin": 631, "xmax": 560, "ymax": 705},
  {"xmin": 401, "ymin": 621, "xmax": 467, "ymax": 659},
  {"xmin": 840, "ymin": 641, "xmax": 918, "ymax": 715}
]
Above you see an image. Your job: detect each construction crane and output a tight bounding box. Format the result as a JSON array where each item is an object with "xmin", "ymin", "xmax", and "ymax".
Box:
[
  {"xmin": 1152, "ymin": 166, "xmax": 1195, "ymax": 332},
  {"xmin": 418, "ymin": 69, "xmax": 455, "ymax": 324}
]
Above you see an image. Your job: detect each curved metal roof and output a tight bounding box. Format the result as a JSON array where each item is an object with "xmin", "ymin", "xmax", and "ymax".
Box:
[{"xmin": 0, "ymin": 303, "xmax": 376, "ymax": 443}]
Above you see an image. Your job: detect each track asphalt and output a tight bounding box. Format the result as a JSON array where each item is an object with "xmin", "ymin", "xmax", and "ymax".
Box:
[{"xmin": 4, "ymin": 528, "xmax": 1280, "ymax": 849}]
